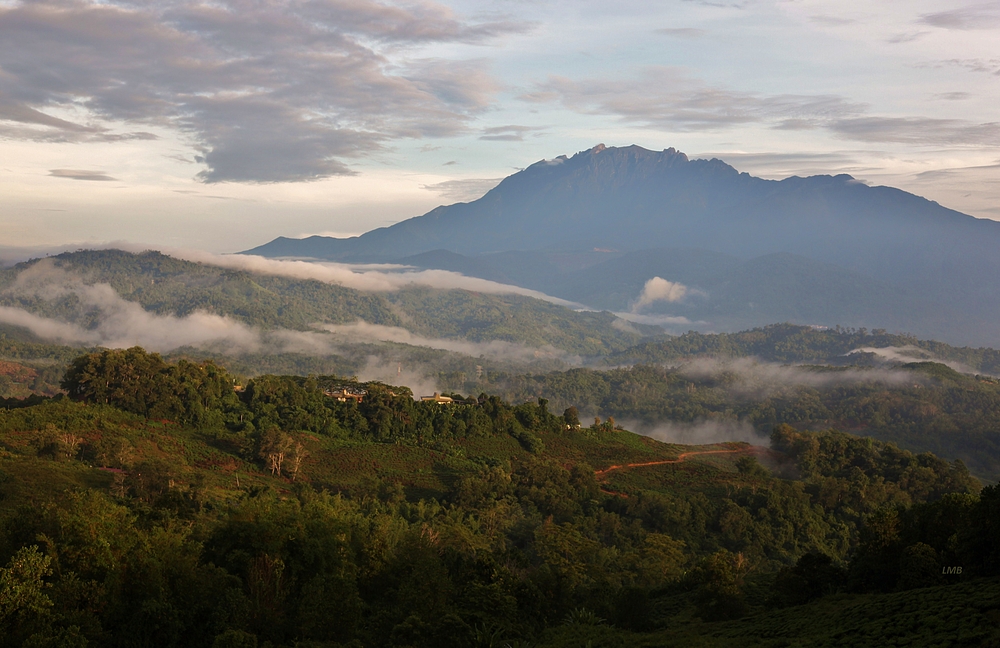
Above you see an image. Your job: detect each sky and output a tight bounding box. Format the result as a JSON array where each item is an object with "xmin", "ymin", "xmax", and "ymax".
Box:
[{"xmin": 1, "ymin": 0, "xmax": 999, "ymax": 254}]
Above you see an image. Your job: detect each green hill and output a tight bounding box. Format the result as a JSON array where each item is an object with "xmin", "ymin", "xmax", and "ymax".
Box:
[
  {"xmin": 1, "ymin": 348, "xmax": 996, "ymax": 648},
  {"xmin": 0, "ymin": 249, "xmax": 652, "ymax": 357},
  {"xmin": 607, "ymin": 323, "xmax": 1000, "ymax": 373}
]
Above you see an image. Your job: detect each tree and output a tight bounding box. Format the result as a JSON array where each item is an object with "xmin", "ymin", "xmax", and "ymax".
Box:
[
  {"xmin": 0, "ymin": 547, "xmax": 54, "ymax": 647},
  {"xmin": 287, "ymin": 442, "xmax": 307, "ymax": 482},
  {"xmin": 257, "ymin": 429, "xmax": 293, "ymax": 477},
  {"xmin": 689, "ymin": 550, "xmax": 749, "ymax": 621},
  {"xmin": 563, "ymin": 406, "xmax": 580, "ymax": 428}
]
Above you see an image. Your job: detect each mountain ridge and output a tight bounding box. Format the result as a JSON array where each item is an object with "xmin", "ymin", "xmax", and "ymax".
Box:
[
  {"xmin": 243, "ymin": 144, "xmax": 1000, "ymax": 346},
  {"xmin": 245, "ymin": 144, "xmax": 990, "ymax": 262}
]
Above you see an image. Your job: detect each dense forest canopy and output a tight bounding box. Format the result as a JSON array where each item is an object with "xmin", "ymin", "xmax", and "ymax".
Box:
[{"xmin": 0, "ymin": 348, "xmax": 997, "ymax": 647}]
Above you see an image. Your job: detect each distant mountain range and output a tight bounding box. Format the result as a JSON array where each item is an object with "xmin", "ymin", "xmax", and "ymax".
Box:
[{"xmin": 245, "ymin": 144, "xmax": 1000, "ymax": 346}]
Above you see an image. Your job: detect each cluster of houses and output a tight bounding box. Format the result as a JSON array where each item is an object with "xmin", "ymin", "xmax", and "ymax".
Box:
[
  {"xmin": 323, "ymin": 386, "xmax": 368, "ymax": 402},
  {"xmin": 421, "ymin": 392, "xmax": 480, "ymax": 406},
  {"xmin": 318, "ymin": 386, "xmax": 479, "ymax": 406}
]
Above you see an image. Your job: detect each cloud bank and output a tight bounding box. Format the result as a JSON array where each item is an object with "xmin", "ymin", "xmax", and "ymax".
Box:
[
  {"xmin": 421, "ymin": 178, "xmax": 504, "ymax": 202},
  {"xmin": 156, "ymin": 248, "xmax": 582, "ymax": 306},
  {"xmin": 849, "ymin": 345, "xmax": 976, "ymax": 374},
  {"xmin": 2, "ymin": 260, "xmax": 259, "ymax": 352},
  {"xmin": 317, "ymin": 321, "xmax": 577, "ymax": 364},
  {"xmin": 0, "ymin": 259, "xmax": 576, "ymax": 379},
  {"xmin": 0, "ymin": 0, "xmax": 526, "ymax": 183},
  {"xmin": 523, "ymin": 66, "xmax": 1000, "ymax": 148},
  {"xmin": 676, "ymin": 357, "xmax": 915, "ymax": 397}
]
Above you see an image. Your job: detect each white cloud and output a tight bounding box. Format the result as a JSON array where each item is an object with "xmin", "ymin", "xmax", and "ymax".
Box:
[
  {"xmin": 317, "ymin": 321, "xmax": 578, "ymax": 364},
  {"xmin": 0, "ymin": 0, "xmax": 526, "ymax": 183},
  {"xmin": 849, "ymin": 345, "xmax": 977, "ymax": 374},
  {"xmin": 0, "ymin": 257, "xmax": 582, "ymax": 366},
  {"xmin": 677, "ymin": 357, "xmax": 916, "ymax": 397},
  {"xmin": 631, "ymin": 277, "xmax": 689, "ymax": 311},
  {"xmin": 3, "ymin": 259, "xmax": 260, "ymax": 352},
  {"xmin": 156, "ymin": 247, "xmax": 584, "ymax": 306}
]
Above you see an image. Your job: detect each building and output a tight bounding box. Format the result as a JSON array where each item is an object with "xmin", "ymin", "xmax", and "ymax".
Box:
[{"xmin": 324, "ymin": 386, "xmax": 368, "ymax": 403}]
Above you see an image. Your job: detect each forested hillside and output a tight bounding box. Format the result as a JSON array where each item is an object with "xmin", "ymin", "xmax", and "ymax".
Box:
[
  {"xmin": 1, "ymin": 349, "xmax": 997, "ymax": 647},
  {"xmin": 5, "ymin": 322, "xmax": 1000, "ymax": 482},
  {"xmin": 473, "ymin": 360, "xmax": 1000, "ymax": 482},
  {"xmin": 0, "ymin": 249, "xmax": 649, "ymax": 356},
  {"xmin": 605, "ymin": 323, "xmax": 1000, "ymax": 373}
]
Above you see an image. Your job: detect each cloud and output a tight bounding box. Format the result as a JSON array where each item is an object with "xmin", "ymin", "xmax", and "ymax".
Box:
[
  {"xmin": 317, "ymin": 321, "xmax": 576, "ymax": 364},
  {"xmin": 694, "ymin": 149, "xmax": 871, "ymax": 177},
  {"xmin": 421, "ymin": 177, "xmax": 504, "ymax": 201},
  {"xmin": 886, "ymin": 31, "xmax": 927, "ymax": 44},
  {"xmin": 913, "ymin": 160, "xmax": 1000, "ymax": 180},
  {"xmin": 355, "ymin": 355, "xmax": 441, "ymax": 400},
  {"xmin": 676, "ymin": 357, "xmax": 916, "ymax": 398},
  {"xmin": 0, "ymin": 306, "xmax": 98, "ymax": 345},
  {"xmin": 848, "ymin": 345, "xmax": 977, "ymax": 374},
  {"xmin": 934, "ymin": 59, "xmax": 1000, "ymax": 76},
  {"xmin": 0, "ymin": 101, "xmax": 158, "ymax": 143},
  {"xmin": 933, "ymin": 92, "xmax": 972, "ymax": 101},
  {"xmin": 0, "ymin": 0, "xmax": 527, "ymax": 183},
  {"xmin": 0, "ymin": 260, "xmax": 582, "ymax": 395},
  {"xmin": 612, "ymin": 312, "xmax": 697, "ymax": 328},
  {"xmin": 808, "ymin": 15, "xmax": 857, "ymax": 26},
  {"xmin": 654, "ymin": 27, "xmax": 707, "ymax": 38},
  {"xmin": 625, "ymin": 418, "xmax": 765, "ymax": 445},
  {"xmin": 523, "ymin": 67, "xmax": 1000, "ymax": 148},
  {"xmin": 48, "ymin": 169, "xmax": 118, "ymax": 182},
  {"xmin": 479, "ymin": 124, "xmax": 545, "ymax": 142},
  {"xmin": 631, "ymin": 277, "xmax": 689, "ymax": 311},
  {"xmin": 100, "ymin": 246, "xmax": 586, "ymax": 307},
  {"xmin": 920, "ymin": 4, "xmax": 1000, "ymax": 30},
  {"xmin": 1, "ymin": 260, "xmax": 259, "ymax": 352},
  {"xmin": 521, "ymin": 67, "xmax": 866, "ymax": 131},
  {"xmin": 827, "ymin": 117, "xmax": 1000, "ymax": 146}
]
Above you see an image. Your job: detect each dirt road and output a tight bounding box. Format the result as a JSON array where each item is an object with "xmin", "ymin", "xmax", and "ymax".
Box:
[{"xmin": 594, "ymin": 446, "xmax": 765, "ymax": 480}]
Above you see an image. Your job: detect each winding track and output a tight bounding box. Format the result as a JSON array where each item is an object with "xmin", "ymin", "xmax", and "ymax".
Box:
[{"xmin": 594, "ymin": 446, "xmax": 766, "ymax": 481}]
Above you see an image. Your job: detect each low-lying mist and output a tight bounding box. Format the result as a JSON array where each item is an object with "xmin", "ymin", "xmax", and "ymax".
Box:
[
  {"xmin": 0, "ymin": 260, "xmax": 584, "ymax": 397},
  {"xmin": 849, "ymin": 345, "xmax": 978, "ymax": 374},
  {"xmin": 621, "ymin": 418, "xmax": 768, "ymax": 446},
  {"xmin": 317, "ymin": 322, "xmax": 578, "ymax": 365},
  {"xmin": 1, "ymin": 261, "xmax": 259, "ymax": 353},
  {"xmin": 676, "ymin": 357, "xmax": 919, "ymax": 397},
  {"xmin": 160, "ymin": 247, "xmax": 584, "ymax": 308}
]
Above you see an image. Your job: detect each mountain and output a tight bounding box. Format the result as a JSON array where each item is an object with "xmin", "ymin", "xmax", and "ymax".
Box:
[{"xmin": 245, "ymin": 144, "xmax": 1000, "ymax": 346}]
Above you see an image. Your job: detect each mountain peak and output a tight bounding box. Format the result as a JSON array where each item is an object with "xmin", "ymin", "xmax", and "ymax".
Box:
[{"xmin": 573, "ymin": 143, "xmax": 690, "ymax": 163}]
